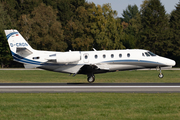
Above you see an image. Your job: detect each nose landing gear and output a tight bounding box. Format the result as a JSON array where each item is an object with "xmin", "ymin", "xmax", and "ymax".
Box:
[
  {"xmin": 158, "ymin": 67, "xmax": 164, "ymax": 78},
  {"xmin": 158, "ymin": 73, "xmax": 164, "ymax": 78}
]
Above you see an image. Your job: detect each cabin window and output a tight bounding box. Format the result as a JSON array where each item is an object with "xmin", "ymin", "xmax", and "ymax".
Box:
[
  {"xmin": 95, "ymin": 55, "xmax": 98, "ymax": 59},
  {"xmin": 103, "ymin": 54, "xmax": 106, "ymax": 58},
  {"xmin": 145, "ymin": 52, "xmax": 150, "ymax": 57},
  {"xmin": 127, "ymin": 53, "xmax": 130, "ymax": 57},
  {"xmin": 142, "ymin": 53, "xmax": 145, "ymax": 57},
  {"xmin": 85, "ymin": 55, "xmax": 88, "ymax": 59},
  {"xmin": 111, "ymin": 54, "xmax": 114, "ymax": 58},
  {"xmin": 33, "ymin": 57, "xmax": 40, "ymax": 59},
  {"xmin": 119, "ymin": 54, "xmax": 122, "ymax": 58}
]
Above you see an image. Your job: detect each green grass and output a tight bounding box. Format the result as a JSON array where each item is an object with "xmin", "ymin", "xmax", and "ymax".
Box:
[
  {"xmin": 0, "ymin": 93, "xmax": 180, "ymax": 120},
  {"xmin": 0, "ymin": 70, "xmax": 179, "ymax": 83},
  {"xmin": 0, "ymin": 70, "xmax": 180, "ymax": 119}
]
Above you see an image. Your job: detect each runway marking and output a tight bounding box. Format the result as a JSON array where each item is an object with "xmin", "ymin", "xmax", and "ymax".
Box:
[{"xmin": 1, "ymin": 86, "xmax": 180, "ymax": 88}]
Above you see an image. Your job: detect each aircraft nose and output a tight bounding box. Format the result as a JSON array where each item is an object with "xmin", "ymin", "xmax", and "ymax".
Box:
[
  {"xmin": 165, "ymin": 58, "xmax": 176, "ymax": 66},
  {"xmin": 158, "ymin": 57, "xmax": 176, "ymax": 67}
]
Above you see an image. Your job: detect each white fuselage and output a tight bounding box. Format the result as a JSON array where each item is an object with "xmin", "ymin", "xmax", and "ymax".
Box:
[{"xmin": 19, "ymin": 49, "xmax": 175, "ymax": 74}]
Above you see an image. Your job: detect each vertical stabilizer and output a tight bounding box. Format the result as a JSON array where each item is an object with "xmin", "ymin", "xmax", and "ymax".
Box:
[
  {"xmin": 4, "ymin": 29, "xmax": 38, "ymax": 68},
  {"xmin": 5, "ymin": 29, "xmax": 34, "ymax": 55}
]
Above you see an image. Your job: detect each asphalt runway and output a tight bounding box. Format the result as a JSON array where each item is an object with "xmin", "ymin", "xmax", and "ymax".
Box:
[{"xmin": 0, "ymin": 83, "xmax": 180, "ymax": 93}]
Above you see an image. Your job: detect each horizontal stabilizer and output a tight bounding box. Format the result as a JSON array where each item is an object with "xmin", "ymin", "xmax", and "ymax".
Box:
[{"xmin": 16, "ymin": 47, "xmax": 33, "ymax": 57}]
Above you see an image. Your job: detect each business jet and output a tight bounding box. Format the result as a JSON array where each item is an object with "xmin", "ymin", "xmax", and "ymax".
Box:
[{"xmin": 5, "ymin": 29, "xmax": 176, "ymax": 83}]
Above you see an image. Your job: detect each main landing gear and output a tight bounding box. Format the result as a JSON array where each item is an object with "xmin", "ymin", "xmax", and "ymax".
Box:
[
  {"xmin": 158, "ymin": 67, "xmax": 164, "ymax": 78},
  {"xmin": 87, "ymin": 74, "xmax": 95, "ymax": 83}
]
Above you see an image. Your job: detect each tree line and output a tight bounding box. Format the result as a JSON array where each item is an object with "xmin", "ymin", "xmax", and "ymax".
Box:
[{"xmin": 0, "ymin": 0, "xmax": 180, "ymax": 67}]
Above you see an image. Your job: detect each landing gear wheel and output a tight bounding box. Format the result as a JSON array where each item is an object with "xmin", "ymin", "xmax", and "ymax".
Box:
[
  {"xmin": 158, "ymin": 73, "xmax": 164, "ymax": 78},
  {"xmin": 157, "ymin": 66, "xmax": 164, "ymax": 78},
  {"xmin": 87, "ymin": 76, "xmax": 95, "ymax": 83}
]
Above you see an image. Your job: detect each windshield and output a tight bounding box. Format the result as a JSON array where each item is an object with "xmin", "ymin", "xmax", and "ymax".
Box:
[
  {"xmin": 144, "ymin": 52, "xmax": 156, "ymax": 57},
  {"xmin": 145, "ymin": 52, "xmax": 150, "ymax": 57},
  {"xmin": 148, "ymin": 52, "xmax": 156, "ymax": 56}
]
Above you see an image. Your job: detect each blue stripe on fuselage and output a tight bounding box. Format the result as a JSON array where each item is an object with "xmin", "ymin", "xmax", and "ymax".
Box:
[
  {"xmin": 103, "ymin": 59, "xmax": 163, "ymax": 65},
  {"xmin": 11, "ymin": 51, "xmax": 41, "ymax": 65}
]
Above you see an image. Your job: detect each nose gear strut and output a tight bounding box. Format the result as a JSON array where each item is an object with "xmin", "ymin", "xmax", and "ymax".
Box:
[{"xmin": 158, "ymin": 67, "xmax": 164, "ymax": 78}]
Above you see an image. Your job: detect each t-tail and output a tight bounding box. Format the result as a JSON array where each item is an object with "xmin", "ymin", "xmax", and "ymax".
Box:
[{"xmin": 4, "ymin": 29, "xmax": 36, "ymax": 68}]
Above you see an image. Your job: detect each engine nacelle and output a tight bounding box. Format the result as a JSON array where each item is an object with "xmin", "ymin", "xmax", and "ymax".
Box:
[{"xmin": 56, "ymin": 52, "xmax": 81, "ymax": 63}]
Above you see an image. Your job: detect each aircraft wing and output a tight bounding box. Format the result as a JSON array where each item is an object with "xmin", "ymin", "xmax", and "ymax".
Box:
[{"xmin": 77, "ymin": 64, "xmax": 110, "ymax": 75}]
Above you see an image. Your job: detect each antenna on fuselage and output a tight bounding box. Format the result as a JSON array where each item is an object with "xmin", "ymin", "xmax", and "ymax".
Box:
[{"xmin": 92, "ymin": 48, "xmax": 97, "ymax": 51}]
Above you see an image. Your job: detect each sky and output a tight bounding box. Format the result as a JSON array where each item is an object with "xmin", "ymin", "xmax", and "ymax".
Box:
[{"xmin": 86, "ymin": 0, "xmax": 180, "ymax": 17}]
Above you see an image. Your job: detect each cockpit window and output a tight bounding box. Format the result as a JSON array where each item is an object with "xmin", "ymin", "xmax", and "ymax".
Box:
[
  {"xmin": 144, "ymin": 52, "xmax": 156, "ymax": 57},
  {"xmin": 145, "ymin": 52, "xmax": 150, "ymax": 57},
  {"xmin": 142, "ymin": 53, "xmax": 145, "ymax": 57},
  {"xmin": 148, "ymin": 52, "xmax": 156, "ymax": 56}
]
